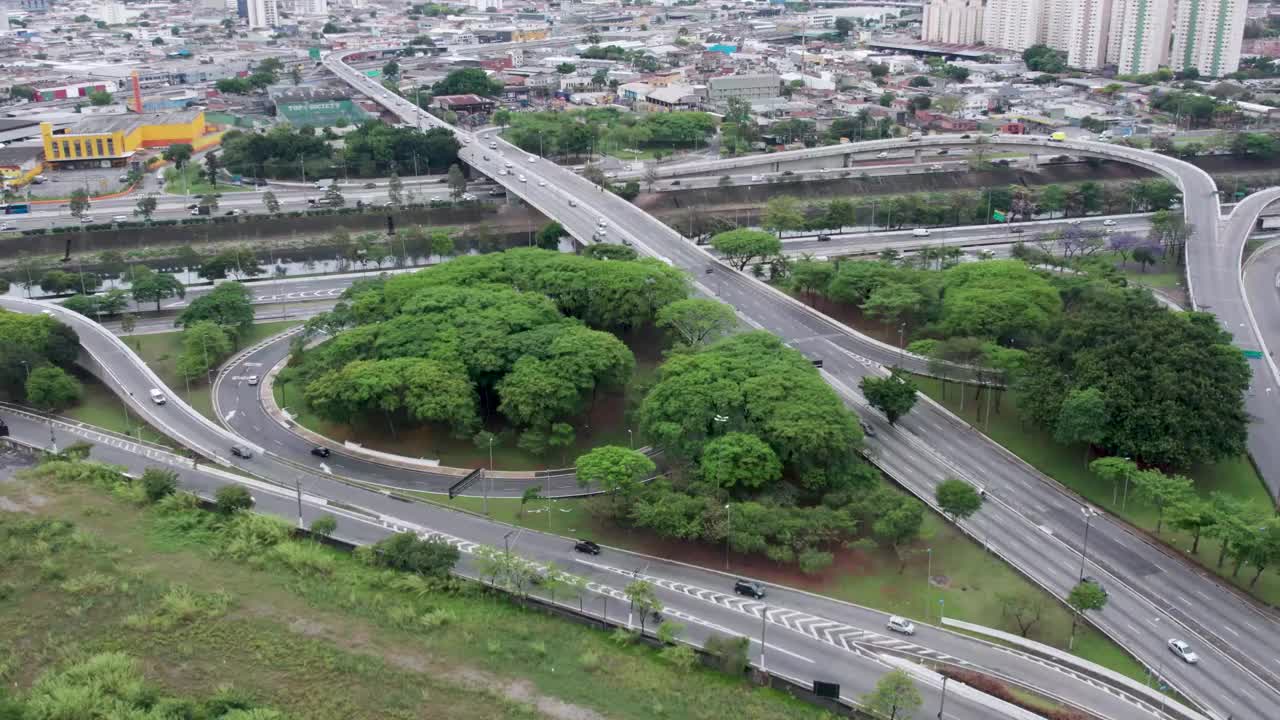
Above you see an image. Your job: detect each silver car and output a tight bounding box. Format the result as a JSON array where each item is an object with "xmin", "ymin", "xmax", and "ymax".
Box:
[{"xmin": 1168, "ymin": 639, "xmax": 1199, "ymax": 664}]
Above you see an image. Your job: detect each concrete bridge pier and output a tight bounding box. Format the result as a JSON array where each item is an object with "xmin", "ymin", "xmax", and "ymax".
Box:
[{"xmin": 913, "ymin": 148, "xmax": 922, "ymax": 164}]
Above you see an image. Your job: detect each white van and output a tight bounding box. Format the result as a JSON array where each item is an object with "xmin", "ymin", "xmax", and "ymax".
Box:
[
  {"xmin": 111, "ymin": 215, "xmax": 129, "ymax": 224},
  {"xmin": 149, "ymin": 388, "xmax": 167, "ymax": 405},
  {"xmin": 911, "ymin": 228, "xmax": 931, "ymax": 237}
]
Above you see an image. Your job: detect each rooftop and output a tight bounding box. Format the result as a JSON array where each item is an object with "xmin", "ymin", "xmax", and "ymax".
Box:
[{"xmin": 60, "ymin": 109, "xmax": 202, "ymax": 136}]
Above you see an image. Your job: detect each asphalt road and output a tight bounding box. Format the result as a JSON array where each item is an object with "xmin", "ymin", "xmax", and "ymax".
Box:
[{"xmin": 0, "ymin": 404, "xmax": 1181, "ymax": 720}]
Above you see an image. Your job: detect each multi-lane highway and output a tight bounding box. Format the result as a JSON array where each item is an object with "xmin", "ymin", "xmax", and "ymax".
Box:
[{"xmin": 322, "ymin": 49, "xmax": 1280, "ymax": 719}]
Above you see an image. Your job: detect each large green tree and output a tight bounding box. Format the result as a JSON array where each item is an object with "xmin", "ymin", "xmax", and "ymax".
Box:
[
  {"xmin": 859, "ymin": 370, "xmax": 918, "ymax": 425},
  {"xmin": 655, "ymin": 298, "xmax": 737, "ymax": 349},
  {"xmin": 700, "ymin": 432, "xmax": 782, "ymax": 493},
  {"xmin": 24, "ymin": 365, "xmax": 83, "ymax": 411},
  {"xmin": 128, "ymin": 267, "xmax": 185, "ymax": 311},
  {"xmin": 862, "ymin": 669, "xmax": 922, "ymax": 720},
  {"xmin": 176, "ymin": 282, "xmax": 253, "ymax": 341},
  {"xmin": 575, "ymin": 445, "xmax": 655, "ymax": 498},
  {"xmin": 709, "ymin": 229, "xmax": 781, "ymax": 271}
]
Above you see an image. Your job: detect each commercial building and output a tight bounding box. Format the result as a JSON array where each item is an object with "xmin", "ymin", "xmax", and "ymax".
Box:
[
  {"xmin": 0, "ymin": 146, "xmax": 43, "ymax": 190},
  {"xmin": 271, "ymin": 87, "xmax": 368, "ymax": 126},
  {"xmin": 1172, "ymin": 0, "xmax": 1248, "ymax": 77},
  {"xmin": 707, "ymin": 74, "xmax": 782, "ymax": 102},
  {"xmin": 39, "ymin": 110, "xmax": 206, "ymax": 169},
  {"xmin": 922, "ymin": 0, "xmax": 986, "ymax": 45},
  {"xmin": 247, "ymin": 0, "xmax": 279, "ymax": 30}
]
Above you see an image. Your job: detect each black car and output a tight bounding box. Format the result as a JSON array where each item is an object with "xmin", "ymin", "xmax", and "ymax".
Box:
[
  {"xmin": 363, "ymin": 182, "xmax": 377, "ymax": 189},
  {"xmin": 734, "ymin": 579, "xmax": 766, "ymax": 599},
  {"xmin": 311, "ymin": 446, "xmax": 331, "ymax": 458},
  {"xmin": 574, "ymin": 539, "xmax": 601, "ymax": 555},
  {"xmin": 1009, "ymin": 227, "xmax": 1025, "ymax": 234},
  {"xmin": 960, "ymin": 134, "xmax": 971, "ymax": 139},
  {"xmin": 231, "ymin": 445, "xmax": 253, "ymax": 459},
  {"xmin": 937, "ymin": 149, "xmax": 949, "ymax": 155},
  {"xmin": 0, "ymin": 419, "xmax": 9, "ymax": 437},
  {"xmin": 817, "ymin": 234, "xmax": 832, "ymax": 242}
]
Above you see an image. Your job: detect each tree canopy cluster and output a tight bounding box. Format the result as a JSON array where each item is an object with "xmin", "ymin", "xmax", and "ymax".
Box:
[
  {"xmin": 431, "ymin": 68, "xmax": 505, "ymax": 97},
  {"xmin": 289, "ymin": 249, "xmax": 686, "ymax": 446},
  {"xmin": 1022, "ymin": 44, "xmax": 1068, "ymax": 73},
  {"xmin": 0, "ymin": 310, "xmax": 81, "ymax": 405},
  {"xmin": 220, "ymin": 123, "xmax": 459, "ymax": 181},
  {"xmin": 502, "ymin": 108, "xmax": 716, "ymax": 158}
]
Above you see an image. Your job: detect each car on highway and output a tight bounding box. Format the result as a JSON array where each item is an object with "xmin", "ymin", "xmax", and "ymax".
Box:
[
  {"xmin": 80, "ymin": 216, "xmax": 94, "ymax": 224},
  {"xmin": 876, "ymin": 152, "xmax": 889, "ymax": 158},
  {"xmin": 1082, "ymin": 576, "xmax": 1107, "ymax": 596},
  {"xmin": 887, "ymin": 616, "xmax": 916, "ymax": 635},
  {"xmin": 817, "ymin": 234, "xmax": 832, "ymax": 242},
  {"xmin": 149, "ymin": 389, "xmax": 167, "ymax": 405},
  {"xmin": 1068, "ymin": 219, "xmax": 1082, "ymax": 225},
  {"xmin": 482, "ymin": 154, "xmax": 489, "ymax": 161},
  {"xmin": 504, "ymin": 161, "xmax": 513, "ymax": 168},
  {"xmin": 538, "ymin": 179, "xmax": 547, "ymax": 187},
  {"xmin": 597, "ymin": 217, "xmax": 607, "ymax": 228},
  {"xmin": 860, "ymin": 420, "xmax": 876, "ymax": 437},
  {"xmin": 1102, "ymin": 219, "xmax": 1118, "ymax": 226},
  {"xmin": 1009, "ymin": 227, "xmax": 1025, "ymax": 234},
  {"xmin": 363, "ymin": 182, "xmax": 377, "ymax": 189},
  {"xmin": 568, "ymin": 198, "xmax": 577, "ymax": 207},
  {"xmin": 937, "ymin": 149, "xmax": 949, "ymax": 155},
  {"xmin": 0, "ymin": 223, "xmax": 14, "ymax": 232},
  {"xmin": 527, "ymin": 156, "xmax": 537, "ymax": 163},
  {"xmin": 911, "ymin": 228, "xmax": 930, "ymax": 237},
  {"xmin": 1168, "ymin": 639, "xmax": 1199, "ymax": 664},
  {"xmin": 488, "ymin": 141, "xmax": 497, "ymax": 149},
  {"xmin": 112, "ymin": 215, "xmax": 129, "ymax": 223},
  {"xmin": 310, "ymin": 447, "xmax": 331, "ymax": 458},
  {"xmin": 246, "ymin": 375, "xmax": 259, "ymax": 386},
  {"xmin": 734, "ymin": 579, "xmax": 766, "ymax": 599},
  {"xmin": 574, "ymin": 539, "xmax": 601, "ymax": 555},
  {"xmin": 231, "ymin": 445, "xmax": 254, "ymax": 459},
  {"xmin": 519, "ymin": 175, "xmax": 527, "ymax": 183}
]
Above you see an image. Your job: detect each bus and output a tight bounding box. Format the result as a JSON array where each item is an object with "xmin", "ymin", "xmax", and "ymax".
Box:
[{"xmin": 1, "ymin": 203, "xmax": 30, "ymax": 215}]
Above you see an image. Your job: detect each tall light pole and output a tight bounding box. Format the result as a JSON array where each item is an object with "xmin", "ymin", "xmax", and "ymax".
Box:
[
  {"xmin": 759, "ymin": 604, "xmax": 768, "ymax": 673},
  {"xmin": 1078, "ymin": 506, "xmax": 1097, "ymax": 580},
  {"xmin": 925, "ymin": 547, "xmax": 933, "ymax": 619},
  {"xmin": 627, "ymin": 428, "xmax": 633, "ymax": 449},
  {"xmin": 724, "ymin": 503, "xmax": 732, "ymax": 570},
  {"xmin": 937, "ymin": 675, "xmax": 948, "ymax": 719}
]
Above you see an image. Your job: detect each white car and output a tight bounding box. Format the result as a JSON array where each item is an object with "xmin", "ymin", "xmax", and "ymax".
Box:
[
  {"xmin": 911, "ymin": 228, "xmax": 930, "ymax": 237},
  {"xmin": 0, "ymin": 223, "xmax": 15, "ymax": 232},
  {"xmin": 528, "ymin": 155, "xmax": 537, "ymax": 163},
  {"xmin": 887, "ymin": 616, "xmax": 916, "ymax": 636},
  {"xmin": 518, "ymin": 175, "xmax": 527, "ymax": 183},
  {"xmin": 1102, "ymin": 219, "xmax": 1117, "ymax": 226},
  {"xmin": 505, "ymin": 161, "xmax": 513, "ymax": 168},
  {"xmin": 1168, "ymin": 639, "xmax": 1199, "ymax": 664},
  {"xmin": 538, "ymin": 180, "xmax": 547, "ymax": 187},
  {"xmin": 877, "ymin": 151, "xmax": 889, "ymax": 158},
  {"xmin": 80, "ymin": 216, "xmax": 94, "ymax": 223},
  {"xmin": 597, "ymin": 217, "xmax": 607, "ymax": 228},
  {"xmin": 1068, "ymin": 219, "xmax": 1083, "ymax": 225}
]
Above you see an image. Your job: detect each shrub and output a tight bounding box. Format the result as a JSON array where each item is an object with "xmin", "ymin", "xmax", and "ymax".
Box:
[
  {"xmin": 221, "ymin": 511, "xmax": 291, "ymax": 560},
  {"xmin": 579, "ymin": 649, "xmax": 602, "ymax": 673},
  {"xmin": 660, "ymin": 644, "xmax": 697, "ymax": 670},
  {"xmin": 214, "ymin": 485, "xmax": 253, "ymax": 515},
  {"xmin": 273, "ymin": 540, "xmax": 336, "ymax": 576},
  {"xmin": 703, "ymin": 632, "xmax": 749, "ymax": 675},
  {"xmin": 368, "ymin": 533, "xmax": 459, "ymax": 578},
  {"xmin": 140, "ymin": 468, "xmax": 178, "ymax": 503},
  {"xmin": 309, "ymin": 514, "xmax": 337, "ymax": 539}
]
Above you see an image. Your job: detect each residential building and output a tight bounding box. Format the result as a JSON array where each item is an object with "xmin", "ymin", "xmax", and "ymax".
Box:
[
  {"xmin": 1172, "ymin": 0, "xmax": 1248, "ymax": 77},
  {"xmin": 1110, "ymin": 0, "xmax": 1173, "ymax": 75},
  {"xmin": 922, "ymin": 0, "xmax": 985, "ymax": 45},
  {"xmin": 982, "ymin": 0, "xmax": 1042, "ymax": 51},
  {"xmin": 1065, "ymin": 0, "xmax": 1114, "ymax": 69},
  {"xmin": 247, "ymin": 0, "xmax": 278, "ymax": 30},
  {"xmin": 1040, "ymin": 0, "xmax": 1073, "ymax": 50},
  {"xmin": 291, "ymin": 0, "xmax": 327, "ymax": 14},
  {"xmin": 707, "ymin": 74, "xmax": 782, "ymax": 102}
]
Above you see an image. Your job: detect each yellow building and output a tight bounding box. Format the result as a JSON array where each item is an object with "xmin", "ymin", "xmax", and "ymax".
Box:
[
  {"xmin": 40, "ymin": 110, "xmax": 206, "ymax": 168},
  {"xmin": 513, "ymin": 27, "xmax": 551, "ymax": 42}
]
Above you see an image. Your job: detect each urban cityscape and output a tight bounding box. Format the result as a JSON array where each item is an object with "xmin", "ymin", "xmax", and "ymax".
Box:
[{"xmin": 1, "ymin": 0, "xmax": 1280, "ymax": 719}]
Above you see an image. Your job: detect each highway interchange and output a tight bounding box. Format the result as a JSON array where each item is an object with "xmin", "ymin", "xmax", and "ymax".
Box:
[{"xmin": 2, "ymin": 47, "xmax": 1278, "ymax": 720}]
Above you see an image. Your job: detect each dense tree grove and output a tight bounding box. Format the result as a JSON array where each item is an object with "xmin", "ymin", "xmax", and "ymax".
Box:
[
  {"xmin": 0, "ymin": 310, "xmax": 80, "ymax": 403},
  {"xmin": 288, "ymin": 249, "xmax": 682, "ymax": 446},
  {"xmin": 502, "ymin": 108, "xmax": 716, "ymax": 158},
  {"xmin": 795, "ymin": 236, "xmax": 1248, "ymax": 469},
  {"xmin": 220, "ymin": 123, "xmax": 460, "ymax": 180}
]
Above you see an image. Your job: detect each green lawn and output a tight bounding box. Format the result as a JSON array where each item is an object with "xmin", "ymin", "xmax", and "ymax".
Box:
[
  {"xmin": 128, "ymin": 320, "xmax": 300, "ymax": 423},
  {"xmin": 913, "ymin": 376, "xmax": 1280, "ymax": 604},
  {"xmin": 162, "ymin": 165, "xmax": 253, "ymax": 197}
]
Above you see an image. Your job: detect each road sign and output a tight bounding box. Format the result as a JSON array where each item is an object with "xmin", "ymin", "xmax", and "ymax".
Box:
[
  {"xmin": 309, "ymin": 47, "xmax": 321, "ymax": 61},
  {"xmin": 1244, "ymin": 349, "xmax": 1264, "ymax": 360},
  {"xmin": 992, "ymin": 210, "xmax": 1007, "ymax": 222}
]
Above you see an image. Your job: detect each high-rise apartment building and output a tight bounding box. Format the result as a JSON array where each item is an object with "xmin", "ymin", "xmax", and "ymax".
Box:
[
  {"xmin": 1040, "ymin": 0, "xmax": 1073, "ymax": 51},
  {"xmin": 922, "ymin": 0, "xmax": 985, "ymax": 44},
  {"xmin": 1065, "ymin": 0, "xmax": 1115, "ymax": 69},
  {"xmin": 1109, "ymin": 0, "xmax": 1173, "ymax": 75},
  {"xmin": 247, "ymin": 0, "xmax": 278, "ymax": 29},
  {"xmin": 1172, "ymin": 0, "xmax": 1247, "ymax": 77},
  {"xmin": 982, "ymin": 0, "xmax": 1043, "ymax": 51}
]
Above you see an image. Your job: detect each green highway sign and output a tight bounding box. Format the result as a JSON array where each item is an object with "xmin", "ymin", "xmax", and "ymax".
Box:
[
  {"xmin": 992, "ymin": 210, "xmax": 1007, "ymax": 222},
  {"xmin": 1243, "ymin": 349, "xmax": 1264, "ymax": 360}
]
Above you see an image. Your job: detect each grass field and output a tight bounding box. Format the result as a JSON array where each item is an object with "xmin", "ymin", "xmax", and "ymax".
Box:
[
  {"xmin": 424, "ymin": 488, "xmax": 1151, "ymax": 683},
  {"xmin": 163, "ymin": 165, "xmax": 254, "ymax": 198},
  {"xmin": 0, "ymin": 462, "xmax": 839, "ymax": 720},
  {"xmin": 61, "ymin": 380, "xmax": 174, "ymax": 447},
  {"xmin": 912, "ymin": 376, "xmax": 1280, "ymax": 604}
]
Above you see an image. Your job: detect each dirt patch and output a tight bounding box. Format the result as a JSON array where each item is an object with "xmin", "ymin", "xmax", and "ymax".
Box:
[
  {"xmin": 443, "ymin": 669, "xmax": 607, "ymax": 720},
  {"xmin": 0, "ymin": 492, "xmax": 48, "ymax": 513}
]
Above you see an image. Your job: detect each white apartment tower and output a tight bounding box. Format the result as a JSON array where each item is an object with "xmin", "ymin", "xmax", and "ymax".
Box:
[
  {"xmin": 922, "ymin": 0, "xmax": 985, "ymax": 44},
  {"xmin": 1172, "ymin": 0, "xmax": 1248, "ymax": 77},
  {"xmin": 1064, "ymin": 0, "xmax": 1114, "ymax": 69},
  {"xmin": 982, "ymin": 0, "xmax": 1043, "ymax": 51},
  {"xmin": 247, "ymin": 0, "xmax": 278, "ymax": 28},
  {"xmin": 1040, "ymin": 0, "xmax": 1074, "ymax": 51},
  {"xmin": 1109, "ymin": 0, "xmax": 1173, "ymax": 75}
]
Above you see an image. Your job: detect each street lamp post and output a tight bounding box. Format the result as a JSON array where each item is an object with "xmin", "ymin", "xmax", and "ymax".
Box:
[
  {"xmin": 937, "ymin": 675, "xmax": 948, "ymax": 719},
  {"xmin": 724, "ymin": 503, "xmax": 732, "ymax": 570},
  {"xmin": 925, "ymin": 547, "xmax": 933, "ymax": 619},
  {"xmin": 760, "ymin": 604, "xmax": 768, "ymax": 673},
  {"xmin": 484, "ymin": 435, "xmax": 494, "ymax": 515},
  {"xmin": 1078, "ymin": 506, "xmax": 1097, "ymax": 580},
  {"xmin": 897, "ymin": 323, "xmax": 906, "ymax": 363},
  {"xmin": 627, "ymin": 428, "xmax": 633, "ymax": 449}
]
